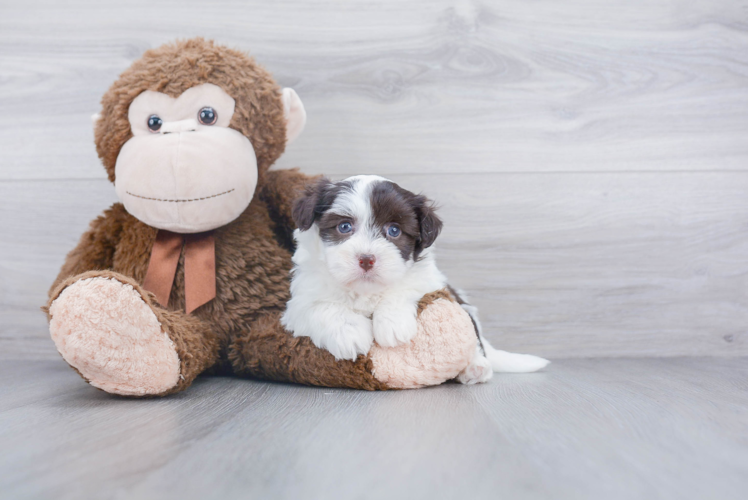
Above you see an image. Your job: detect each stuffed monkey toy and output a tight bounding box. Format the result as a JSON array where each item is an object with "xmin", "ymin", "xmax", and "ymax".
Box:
[{"xmin": 44, "ymin": 38, "xmax": 478, "ymax": 396}]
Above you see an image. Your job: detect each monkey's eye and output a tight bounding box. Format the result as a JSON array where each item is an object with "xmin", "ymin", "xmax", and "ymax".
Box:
[
  {"xmin": 198, "ymin": 107, "xmax": 217, "ymax": 125},
  {"xmin": 386, "ymin": 224, "xmax": 401, "ymax": 238},
  {"xmin": 147, "ymin": 115, "xmax": 162, "ymax": 133},
  {"xmin": 337, "ymin": 221, "xmax": 353, "ymax": 234}
]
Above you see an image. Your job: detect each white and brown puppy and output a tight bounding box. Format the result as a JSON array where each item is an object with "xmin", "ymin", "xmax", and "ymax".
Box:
[{"xmin": 281, "ymin": 175, "xmax": 549, "ymax": 383}]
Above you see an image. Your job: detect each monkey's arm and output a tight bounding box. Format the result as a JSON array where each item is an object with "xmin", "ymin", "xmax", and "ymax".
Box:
[
  {"xmin": 259, "ymin": 168, "xmax": 320, "ymax": 250},
  {"xmin": 48, "ymin": 203, "xmax": 128, "ymax": 296}
]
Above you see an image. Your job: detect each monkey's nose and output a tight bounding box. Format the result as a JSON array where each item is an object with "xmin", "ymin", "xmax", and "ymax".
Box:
[
  {"xmin": 160, "ymin": 118, "xmax": 199, "ymax": 134},
  {"xmin": 358, "ymin": 254, "xmax": 376, "ymax": 272}
]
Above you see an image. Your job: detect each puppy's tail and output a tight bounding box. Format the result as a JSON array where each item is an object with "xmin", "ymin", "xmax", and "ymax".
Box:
[
  {"xmin": 447, "ymin": 285, "xmax": 550, "ymax": 373},
  {"xmin": 482, "ymin": 342, "xmax": 550, "ymax": 373}
]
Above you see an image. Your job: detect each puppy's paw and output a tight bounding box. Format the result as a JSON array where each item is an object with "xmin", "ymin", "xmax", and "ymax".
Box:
[
  {"xmin": 456, "ymin": 353, "xmax": 494, "ymax": 385},
  {"xmin": 325, "ymin": 314, "xmax": 373, "ymax": 361},
  {"xmin": 373, "ymin": 305, "xmax": 418, "ymax": 348}
]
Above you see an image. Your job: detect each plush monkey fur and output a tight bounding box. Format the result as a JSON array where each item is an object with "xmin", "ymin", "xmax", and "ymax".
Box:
[{"xmin": 45, "ymin": 39, "xmax": 477, "ymax": 396}]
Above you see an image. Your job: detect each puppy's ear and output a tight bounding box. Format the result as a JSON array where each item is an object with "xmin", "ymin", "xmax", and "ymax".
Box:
[
  {"xmin": 414, "ymin": 197, "xmax": 443, "ymax": 258},
  {"xmin": 292, "ymin": 178, "xmax": 331, "ymax": 231}
]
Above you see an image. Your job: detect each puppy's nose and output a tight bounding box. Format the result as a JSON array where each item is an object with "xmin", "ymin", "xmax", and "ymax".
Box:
[{"xmin": 358, "ymin": 254, "xmax": 376, "ymax": 272}]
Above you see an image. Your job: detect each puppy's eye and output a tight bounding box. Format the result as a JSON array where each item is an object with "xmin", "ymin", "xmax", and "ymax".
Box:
[
  {"xmin": 198, "ymin": 107, "xmax": 217, "ymax": 125},
  {"xmin": 147, "ymin": 115, "xmax": 162, "ymax": 133},
  {"xmin": 387, "ymin": 224, "xmax": 401, "ymax": 238},
  {"xmin": 337, "ymin": 221, "xmax": 353, "ymax": 234}
]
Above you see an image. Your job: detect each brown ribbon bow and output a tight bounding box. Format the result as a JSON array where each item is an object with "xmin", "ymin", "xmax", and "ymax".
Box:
[{"xmin": 143, "ymin": 230, "xmax": 216, "ymax": 314}]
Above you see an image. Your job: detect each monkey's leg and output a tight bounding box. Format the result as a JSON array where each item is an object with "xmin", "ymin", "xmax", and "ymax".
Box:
[
  {"xmin": 228, "ymin": 290, "xmax": 478, "ymax": 390},
  {"xmin": 228, "ymin": 312, "xmax": 389, "ymax": 390},
  {"xmin": 46, "ymin": 270, "xmax": 219, "ymax": 397}
]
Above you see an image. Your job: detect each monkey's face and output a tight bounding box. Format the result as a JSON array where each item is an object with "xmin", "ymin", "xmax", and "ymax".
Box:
[{"xmin": 114, "ymin": 83, "xmax": 258, "ymax": 233}]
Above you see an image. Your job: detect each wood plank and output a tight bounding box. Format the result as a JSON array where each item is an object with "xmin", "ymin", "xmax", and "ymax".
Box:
[
  {"xmin": 1, "ymin": 358, "xmax": 746, "ymax": 500},
  {"xmin": 2, "ymin": 171, "xmax": 747, "ymax": 359},
  {"xmin": 1, "ymin": 0, "xmax": 747, "ymax": 180}
]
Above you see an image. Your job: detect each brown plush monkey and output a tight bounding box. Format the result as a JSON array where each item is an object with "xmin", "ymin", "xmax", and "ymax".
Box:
[{"xmin": 44, "ymin": 38, "xmax": 477, "ymax": 396}]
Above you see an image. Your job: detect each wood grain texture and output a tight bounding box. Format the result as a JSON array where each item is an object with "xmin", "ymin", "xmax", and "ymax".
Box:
[
  {"xmin": 1, "ymin": 0, "xmax": 748, "ymax": 359},
  {"xmin": 0, "ymin": 0, "xmax": 747, "ymax": 180},
  {"xmin": 1, "ymin": 358, "xmax": 746, "ymax": 500}
]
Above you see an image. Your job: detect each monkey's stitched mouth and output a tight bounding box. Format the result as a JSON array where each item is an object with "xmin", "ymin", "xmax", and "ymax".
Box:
[{"xmin": 125, "ymin": 189, "xmax": 235, "ymax": 203}]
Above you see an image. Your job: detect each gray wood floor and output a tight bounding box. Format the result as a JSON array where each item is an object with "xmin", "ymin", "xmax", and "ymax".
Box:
[{"xmin": 1, "ymin": 357, "xmax": 746, "ymax": 500}]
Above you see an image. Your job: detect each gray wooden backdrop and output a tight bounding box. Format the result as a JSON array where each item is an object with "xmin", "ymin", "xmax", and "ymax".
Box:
[{"xmin": 1, "ymin": 0, "xmax": 747, "ymax": 360}]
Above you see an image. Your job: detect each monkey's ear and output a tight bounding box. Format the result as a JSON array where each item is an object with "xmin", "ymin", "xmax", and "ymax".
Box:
[
  {"xmin": 292, "ymin": 178, "xmax": 331, "ymax": 231},
  {"xmin": 282, "ymin": 88, "xmax": 306, "ymax": 145},
  {"xmin": 91, "ymin": 113, "xmax": 102, "ymax": 142}
]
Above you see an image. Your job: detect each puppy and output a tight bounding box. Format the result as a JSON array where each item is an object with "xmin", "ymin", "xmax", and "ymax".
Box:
[{"xmin": 281, "ymin": 175, "xmax": 549, "ymax": 383}]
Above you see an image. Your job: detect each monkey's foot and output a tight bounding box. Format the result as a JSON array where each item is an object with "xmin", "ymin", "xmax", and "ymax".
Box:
[
  {"xmin": 49, "ymin": 276, "xmax": 181, "ymax": 396},
  {"xmin": 369, "ymin": 295, "xmax": 476, "ymax": 389}
]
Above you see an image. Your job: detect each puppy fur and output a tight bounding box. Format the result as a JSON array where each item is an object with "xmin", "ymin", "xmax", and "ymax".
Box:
[{"xmin": 281, "ymin": 175, "xmax": 549, "ymax": 383}]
